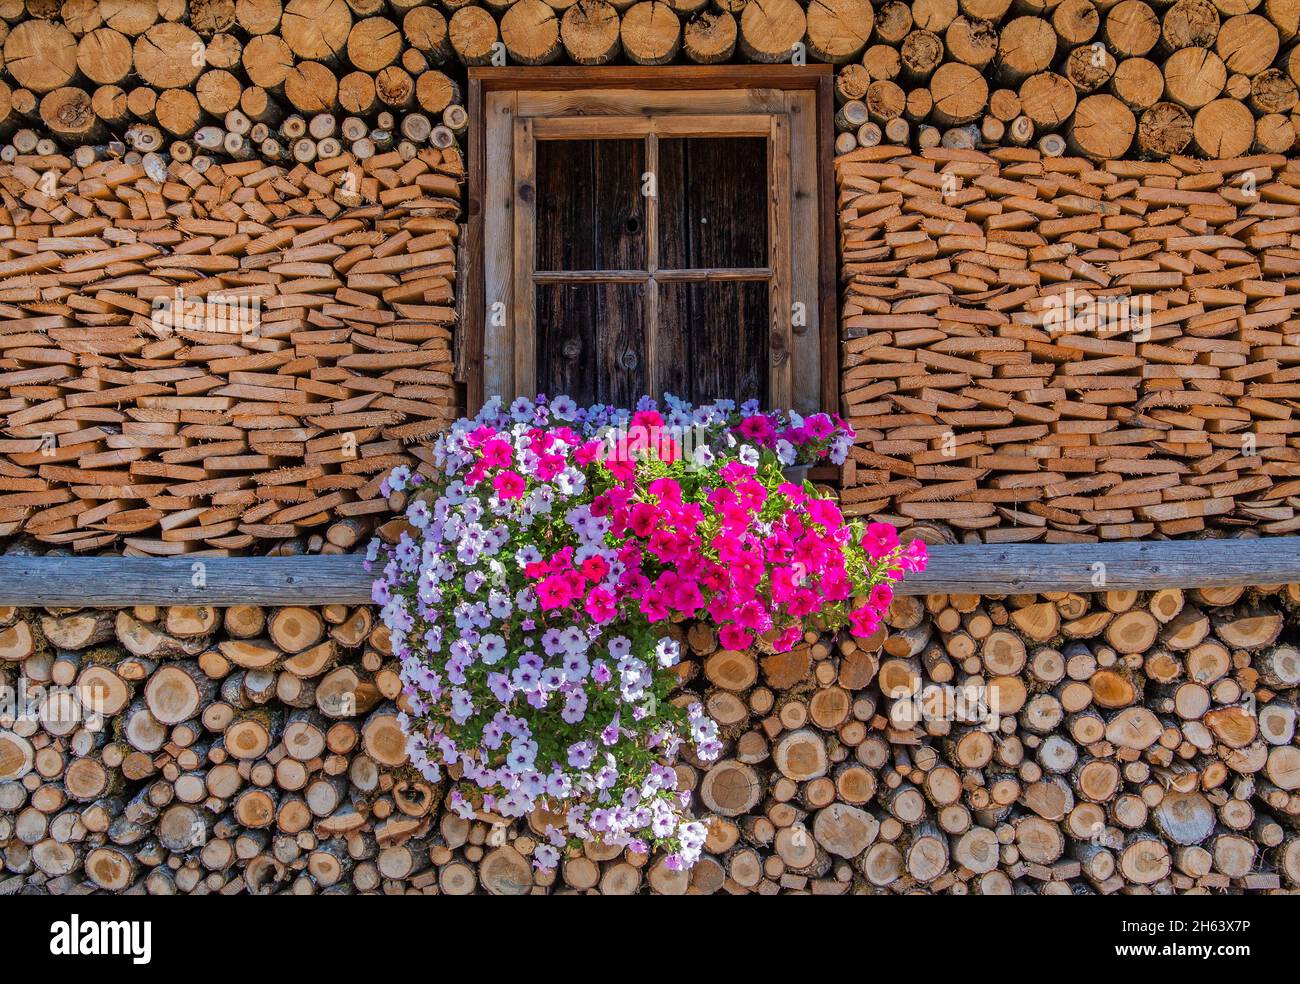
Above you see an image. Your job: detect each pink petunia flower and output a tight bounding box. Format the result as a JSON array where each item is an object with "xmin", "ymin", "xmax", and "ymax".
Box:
[
  {"xmin": 899, "ymin": 539, "xmax": 928, "ymax": 572},
  {"xmin": 718, "ymin": 624, "xmax": 752, "ymax": 649},
  {"xmin": 869, "ymin": 582, "xmax": 894, "ymax": 611},
  {"xmin": 480, "ymin": 438, "xmax": 513, "ymax": 468},
  {"xmin": 580, "ymin": 555, "xmax": 610, "ymax": 582},
  {"xmin": 584, "ymin": 587, "xmax": 617, "ymax": 622},
  {"xmin": 535, "ymin": 575, "xmax": 573, "ymax": 610},
  {"xmin": 737, "ymin": 414, "xmax": 775, "ymax": 445},
  {"xmin": 805, "ymin": 414, "xmax": 835, "ymax": 440},
  {"xmin": 860, "ymin": 522, "xmax": 899, "ymax": 559},
  {"xmin": 848, "ymin": 604, "xmax": 880, "ymax": 638},
  {"xmin": 493, "ymin": 470, "xmax": 525, "ymax": 500}
]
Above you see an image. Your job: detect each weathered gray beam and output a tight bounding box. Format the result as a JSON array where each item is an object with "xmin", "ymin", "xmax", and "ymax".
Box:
[
  {"xmin": 0, "ymin": 538, "xmax": 1297, "ymax": 606},
  {"xmin": 915, "ymin": 538, "xmax": 1300, "ymax": 595},
  {"xmin": 0, "ymin": 556, "xmax": 370, "ymax": 607}
]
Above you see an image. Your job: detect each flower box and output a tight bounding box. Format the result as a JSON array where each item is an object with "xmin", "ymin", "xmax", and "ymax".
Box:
[{"xmin": 368, "ymin": 395, "xmax": 926, "ymax": 872}]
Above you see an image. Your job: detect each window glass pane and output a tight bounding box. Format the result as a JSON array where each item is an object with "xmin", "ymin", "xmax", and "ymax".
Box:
[
  {"xmin": 658, "ymin": 137, "xmax": 768, "ymax": 271},
  {"xmin": 657, "ymin": 281, "xmax": 768, "ymax": 406},
  {"xmin": 536, "ymin": 283, "xmax": 646, "ymax": 407},
  {"xmin": 535, "ymin": 139, "xmax": 646, "ymax": 271}
]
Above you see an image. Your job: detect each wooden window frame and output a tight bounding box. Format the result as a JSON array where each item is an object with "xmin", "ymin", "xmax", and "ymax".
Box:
[{"xmin": 463, "ymin": 65, "xmax": 836, "ymax": 417}]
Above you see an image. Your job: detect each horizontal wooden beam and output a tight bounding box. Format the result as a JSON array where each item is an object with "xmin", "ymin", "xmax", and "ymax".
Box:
[
  {"xmin": 912, "ymin": 538, "xmax": 1300, "ymax": 595},
  {"xmin": 0, "ymin": 556, "xmax": 372, "ymax": 607},
  {"xmin": 0, "ymin": 539, "xmax": 1298, "ymax": 607}
]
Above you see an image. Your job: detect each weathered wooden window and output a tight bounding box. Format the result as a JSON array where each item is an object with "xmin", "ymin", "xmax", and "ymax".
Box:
[{"xmin": 465, "ymin": 67, "xmax": 835, "ymax": 416}]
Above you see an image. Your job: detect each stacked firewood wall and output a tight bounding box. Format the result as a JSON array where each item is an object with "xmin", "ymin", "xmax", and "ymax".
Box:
[
  {"xmin": 0, "ymin": 601, "xmax": 426, "ymax": 894},
  {"xmin": 0, "ymin": 0, "xmax": 468, "ymax": 169},
  {"xmin": 0, "ymin": 1, "xmax": 1295, "ymax": 167},
  {"xmin": 0, "ymin": 149, "xmax": 460, "ymax": 555},
  {"xmin": 1, "ymin": 587, "xmax": 1296, "ymax": 895},
  {"xmin": 831, "ymin": 0, "xmax": 1300, "ymax": 157},
  {"xmin": 837, "ymin": 144, "xmax": 1300, "ymax": 543},
  {"xmin": 687, "ymin": 584, "xmax": 1300, "ymax": 895}
]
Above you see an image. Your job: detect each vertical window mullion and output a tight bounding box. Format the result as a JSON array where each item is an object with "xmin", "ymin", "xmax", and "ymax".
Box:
[
  {"xmin": 512, "ymin": 118, "xmax": 537, "ymax": 401},
  {"xmin": 644, "ymin": 128, "xmax": 660, "ymax": 401}
]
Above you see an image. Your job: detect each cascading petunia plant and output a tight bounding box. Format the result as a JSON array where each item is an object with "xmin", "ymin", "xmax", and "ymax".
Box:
[{"xmin": 367, "ymin": 394, "xmax": 927, "ymax": 874}]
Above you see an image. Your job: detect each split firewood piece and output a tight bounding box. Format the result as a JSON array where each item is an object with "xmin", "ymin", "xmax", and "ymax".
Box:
[
  {"xmin": 144, "ymin": 660, "xmax": 216, "ymax": 725},
  {"xmin": 40, "ymin": 611, "xmax": 115, "ymax": 650},
  {"xmin": 698, "ymin": 759, "xmax": 762, "ymax": 816},
  {"xmin": 165, "ymin": 606, "xmax": 219, "ymax": 638},
  {"xmin": 115, "ymin": 611, "xmax": 203, "ymax": 659},
  {"xmin": 362, "ymin": 705, "xmax": 409, "ymax": 767},
  {"xmin": 269, "ymin": 607, "xmax": 327, "ymax": 654}
]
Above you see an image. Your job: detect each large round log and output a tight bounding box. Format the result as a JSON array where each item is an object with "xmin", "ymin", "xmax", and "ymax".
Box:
[
  {"xmin": 930, "ymin": 62, "xmax": 988, "ymax": 125},
  {"xmin": 1217, "ymin": 13, "xmax": 1280, "ymax": 73},
  {"xmin": 738, "ymin": 0, "xmax": 805, "ymax": 63},
  {"xmin": 805, "ymin": 0, "xmax": 873, "ymax": 63},
  {"xmin": 1254, "ymin": 112, "xmax": 1296, "ymax": 152},
  {"xmin": 1054, "ymin": 0, "xmax": 1099, "ymax": 44},
  {"xmin": 562, "ymin": 0, "xmax": 622, "ymax": 64},
  {"xmin": 945, "ymin": 15, "xmax": 998, "ymax": 67},
  {"xmin": 40, "ymin": 87, "xmax": 102, "ymax": 143},
  {"xmin": 1193, "ymin": 97, "xmax": 1256, "ymax": 155},
  {"xmin": 449, "ymin": 5, "xmax": 499, "ymax": 65},
  {"xmin": 77, "ymin": 27, "xmax": 133, "ymax": 85},
  {"xmin": 1111, "ymin": 56, "xmax": 1165, "ymax": 108},
  {"xmin": 243, "ymin": 34, "xmax": 294, "ymax": 88},
  {"xmin": 998, "ymin": 15, "xmax": 1057, "ymax": 83},
  {"xmin": 1068, "ymin": 93, "xmax": 1136, "ymax": 157},
  {"xmin": 501, "ymin": 0, "xmax": 563, "ymax": 65},
  {"xmin": 698, "ymin": 759, "xmax": 762, "ymax": 816},
  {"xmin": 682, "ymin": 9, "xmax": 737, "ymax": 63},
  {"xmin": 281, "ymin": 0, "xmax": 352, "ymax": 61},
  {"xmin": 237, "ymin": 0, "xmax": 283, "ymax": 34},
  {"xmin": 134, "ymin": 22, "xmax": 205, "ymax": 89},
  {"xmin": 284, "ymin": 60, "xmax": 340, "ymax": 113},
  {"xmin": 347, "ymin": 16, "xmax": 402, "ymax": 72},
  {"xmin": 1162, "ymin": 46, "xmax": 1227, "ymax": 108},
  {"xmin": 1251, "ymin": 68, "xmax": 1299, "ymax": 114},
  {"xmin": 1020, "ymin": 71, "xmax": 1077, "ymax": 128},
  {"xmin": 1163, "ymin": 0, "xmax": 1221, "ymax": 49},
  {"xmin": 912, "ymin": 0, "xmax": 957, "ymax": 33},
  {"xmin": 4, "ymin": 20, "xmax": 78, "ymax": 92},
  {"xmin": 1106, "ymin": 0, "xmax": 1161, "ymax": 56}
]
